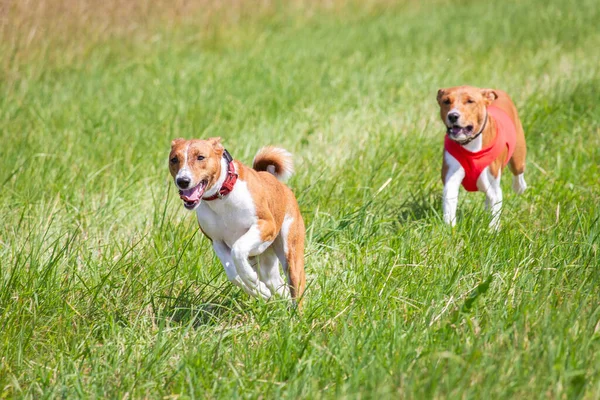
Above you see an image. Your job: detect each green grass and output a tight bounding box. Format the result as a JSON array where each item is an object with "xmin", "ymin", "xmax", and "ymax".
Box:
[{"xmin": 1, "ymin": 0, "xmax": 600, "ymax": 397}]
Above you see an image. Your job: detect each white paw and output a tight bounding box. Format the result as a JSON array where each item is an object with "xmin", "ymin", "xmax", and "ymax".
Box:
[
  {"xmin": 444, "ymin": 216, "xmax": 457, "ymax": 227},
  {"xmin": 489, "ymin": 219, "xmax": 501, "ymax": 231},
  {"xmin": 512, "ymin": 174, "xmax": 527, "ymax": 195}
]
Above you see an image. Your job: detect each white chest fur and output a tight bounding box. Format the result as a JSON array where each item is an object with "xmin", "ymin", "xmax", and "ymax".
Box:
[{"xmin": 195, "ymin": 180, "xmax": 258, "ymax": 248}]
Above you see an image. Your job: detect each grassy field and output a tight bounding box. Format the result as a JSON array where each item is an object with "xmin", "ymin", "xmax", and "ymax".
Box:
[{"xmin": 1, "ymin": 0, "xmax": 599, "ymax": 397}]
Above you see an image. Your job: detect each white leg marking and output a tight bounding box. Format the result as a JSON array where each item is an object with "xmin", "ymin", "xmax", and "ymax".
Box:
[
  {"xmin": 176, "ymin": 142, "xmax": 192, "ymax": 182},
  {"xmin": 231, "ymin": 225, "xmax": 273, "ymax": 299},
  {"xmin": 274, "ymin": 215, "xmax": 293, "ymax": 286},
  {"xmin": 212, "ymin": 240, "xmax": 257, "ymax": 297},
  {"xmin": 478, "ymin": 168, "xmax": 503, "ymax": 231},
  {"xmin": 443, "ymin": 152, "xmax": 465, "ymax": 227},
  {"xmin": 257, "ymin": 248, "xmax": 290, "ymax": 299},
  {"xmin": 512, "ymin": 173, "xmax": 527, "ymax": 195}
]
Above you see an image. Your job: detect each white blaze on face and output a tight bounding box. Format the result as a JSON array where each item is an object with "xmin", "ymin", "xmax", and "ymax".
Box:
[
  {"xmin": 175, "ymin": 142, "xmax": 192, "ymax": 186},
  {"xmin": 446, "ymin": 107, "xmax": 461, "ymax": 126}
]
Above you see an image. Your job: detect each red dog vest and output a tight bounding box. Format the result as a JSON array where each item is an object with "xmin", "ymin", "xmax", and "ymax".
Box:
[{"xmin": 444, "ymin": 106, "xmax": 516, "ymax": 192}]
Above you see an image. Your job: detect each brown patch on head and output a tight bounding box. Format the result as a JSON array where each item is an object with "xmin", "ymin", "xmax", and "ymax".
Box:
[
  {"xmin": 480, "ymin": 88, "xmax": 498, "ymax": 106},
  {"xmin": 168, "ymin": 138, "xmax": 225, "ymax": 190},
  {"xmin": 436, "ymin": 85, "xmax": 494, "ymax": 140},
  {"xmin": 437, "ymin": 89, "xmax": 446, "ymax": 104},
  {"xmin": 206, "ymin": 137, "xmax": 224, "ymax": 154}
]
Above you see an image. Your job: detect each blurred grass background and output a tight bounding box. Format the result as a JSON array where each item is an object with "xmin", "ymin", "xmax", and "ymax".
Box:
[{"xmin": 1, "ymin": 0, "xmax": 599, "ymax": 398}]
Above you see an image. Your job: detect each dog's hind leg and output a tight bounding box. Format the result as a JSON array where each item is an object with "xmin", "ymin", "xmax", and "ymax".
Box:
[
  {"xmin": 274, "ymin": 215, "xmax": 306, "ymax": 308},
  {"xmin": 257, "ymin": 248, "xmax": 289, "ymax": 298},
  {"xmin": 511, "ymin": 173, "xmax": 527, "ymax": 194},
  {"xmin": 509, "ymin": 118, "xmax": 527, "ymax": 194}
]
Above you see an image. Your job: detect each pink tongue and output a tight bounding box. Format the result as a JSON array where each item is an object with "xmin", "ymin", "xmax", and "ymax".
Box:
[
  {"xmin": 180, "ymin": 183, "xmax": 205, "ymax": 202},
  {"xmin": 451, "ymin": 126, "xmax": 463, "ymax": 135}
]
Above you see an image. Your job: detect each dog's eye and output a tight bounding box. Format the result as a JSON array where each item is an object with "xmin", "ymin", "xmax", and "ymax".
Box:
[
  {"xmin": 170, "ymin": 157, "xmax": 178, "ymax": 164},
  {"xmin": 197, "ymin": 155, "xmax": 205, "ymax": 161},
  {"xmin": 466, "ymin": 99, "xmax": 475, "ymax": 104},
  {"xmin": 443, "ymin": 99, "xmax": 451, "ymax": 105}
]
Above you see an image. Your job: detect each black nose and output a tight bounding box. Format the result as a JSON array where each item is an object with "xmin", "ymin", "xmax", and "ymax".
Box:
[
  {"xmin": 176, "ymin": 177, "xmax": 191, "ymax": 189},
  {"xmin": 448, "ymin": 112, "xmax": 460, "ymax": 123}
]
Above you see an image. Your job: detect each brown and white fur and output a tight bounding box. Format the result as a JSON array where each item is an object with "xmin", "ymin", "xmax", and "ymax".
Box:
[
  {"xmin": 169, "ymin": 137, "xmax": 306, "ymax": 307},
  {"xmin": 437, "ymin": 86, "xmax": 527, "ymax": 229}
]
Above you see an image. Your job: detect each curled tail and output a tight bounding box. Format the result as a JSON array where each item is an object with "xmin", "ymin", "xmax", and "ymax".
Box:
[{"xmin": 252, "ymin": 146, "xmax": 294, "ymax": 182}]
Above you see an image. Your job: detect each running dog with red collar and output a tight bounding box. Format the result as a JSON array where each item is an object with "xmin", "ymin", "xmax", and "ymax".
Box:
[
  {"xmin": 169, "ymin": 138, "xmax": 306, "ymax": 307},
  {"xmin": 437, "ymin": 86, "xmax": 528, "ymax": 229}
]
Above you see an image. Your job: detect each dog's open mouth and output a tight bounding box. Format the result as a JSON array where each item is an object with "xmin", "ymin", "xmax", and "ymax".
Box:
[
  {"xmin": 179, "ymin": 180, "xmax": 208, "ymax": 210},
  {"xmin": 448, "ymin": 124, "xmax": 474, "ymax": 138}
]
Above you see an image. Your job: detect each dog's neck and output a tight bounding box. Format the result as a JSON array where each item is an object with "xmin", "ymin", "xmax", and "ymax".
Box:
[
  {"xmin": 202, "ymin": 156, "xmax": 230, "ymax": 199},
  {"xmin": 461, "ymin": 112, "xmax": 497, "ymax": 153}
]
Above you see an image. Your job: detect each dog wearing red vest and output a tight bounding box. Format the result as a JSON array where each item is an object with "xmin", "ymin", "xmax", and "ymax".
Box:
[
  {"xmin": 168, "ymin": 137, "xmax": 306, "ymax": 307},
  {"xmin": 437, "ymin": 86, "xmax": 527, "ymax": 229}
]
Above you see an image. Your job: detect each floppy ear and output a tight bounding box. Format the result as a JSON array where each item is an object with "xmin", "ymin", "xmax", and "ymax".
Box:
[
  {"xmin": 481, "ymin": 89, "xmax": 498, "ymax": 105},
  {"xmin": 207, "ymin": 137, "xmax": 224, "ymax": 155},
  {"xmin": 171, "ymin": 138, "xmax": 185, "ymax": 148},
  {"xmin": 436, "ymin": 89, "xmax": 446, "ymax": 104}
]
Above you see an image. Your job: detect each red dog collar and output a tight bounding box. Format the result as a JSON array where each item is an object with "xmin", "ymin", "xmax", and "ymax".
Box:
[{"xmin": 203, "ymin": 150, "xmax": 238, "ymax": 201}]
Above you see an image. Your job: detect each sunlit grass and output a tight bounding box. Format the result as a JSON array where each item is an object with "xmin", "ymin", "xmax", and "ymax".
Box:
[{"xmin": 1, "ymin": 0, "xmax": 599, "ymax": 397}]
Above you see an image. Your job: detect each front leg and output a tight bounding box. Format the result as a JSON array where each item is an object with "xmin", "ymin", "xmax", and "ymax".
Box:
[
  {"xmin": 231, "ymin": 220, "xmax": 277, "ymax": 299},
  {"xmin": 478, "ymin": 168, "xmax": 503, "ymax": 230},
  {"xmin": 489, "ymin": 187, "xmax": 503, "ymax": 231},
  {"xmin": 442, "ymin": 152, "xmax": 465, "ymax": 227},
  {"xmin": 212, "ymin": 240, "xmax": 270, "ymax": 299}
]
